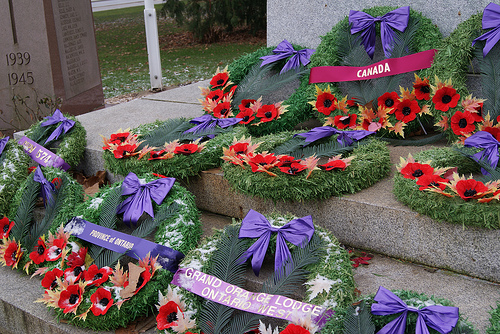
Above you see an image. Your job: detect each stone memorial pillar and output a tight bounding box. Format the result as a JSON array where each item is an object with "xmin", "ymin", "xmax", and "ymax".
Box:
[{"xmin": 0, "ymin": 0, "xmax": 104, "ymax": 135}]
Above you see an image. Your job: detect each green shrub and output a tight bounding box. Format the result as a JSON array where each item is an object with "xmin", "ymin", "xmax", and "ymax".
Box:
[{"xmin": 160, "ymin": 0, "xmax": 266, "ymax": 42}]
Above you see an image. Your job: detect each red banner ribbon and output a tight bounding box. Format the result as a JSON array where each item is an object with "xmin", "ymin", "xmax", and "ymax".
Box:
[{"xmin": 309, "ymin": 49, "xmax": 437, "ymax": 83}]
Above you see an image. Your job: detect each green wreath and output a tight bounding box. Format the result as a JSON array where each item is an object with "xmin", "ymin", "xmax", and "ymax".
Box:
[
  {"xmin": 2, "ymin": 166, "xmax": 84, "ymax": 272},
  {"xmin": 221, "ymin": 45, "xmax": 315, "ymax": 136},
  {"xmin": 324, "ymin": 289, "xmax": 474, "ymax": 333},
  {"xmin": 156, "ymin": 212, "xmax": 356, "ymax": 333},
  {"xmin": 306, "ymin": 6, "xmax": 442, "ymax": 138},
  {"xmin": 103, "ymin": 118, "xmax": 249, "ymax": 179},
  {"xmin": 222, "ymin": 131, "xmax": 391, "ymax": 201},
  {"xmin": 24, "ymin": 111, "xmax": 87, "ymax": 168},
  {"xmin": 38, "ymin": 173, "xmax": 202, "ymax": 331},
  {"xmin": 421, "ymin": 7, "xmax": 500, "ymax": 141},
  {"xmin": 0, "ymin": 138, "xmax": 31, "ymax": 216},
  {"xmin": 393, "ymin": 147, "xmax": 500, "ymax": 229}
]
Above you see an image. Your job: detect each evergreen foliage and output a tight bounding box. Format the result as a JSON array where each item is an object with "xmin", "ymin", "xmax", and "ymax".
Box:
[{"xmin": 160, "ymin": 0, "xmax": 266, "ymax": 42}]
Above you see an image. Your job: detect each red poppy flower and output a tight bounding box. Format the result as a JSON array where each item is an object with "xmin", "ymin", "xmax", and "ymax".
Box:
[
  {"xmin": 235, "ymin": 109, "xmax": 255, "ymax": 125},
  {"xmin": 413, "ymin": 78, "xmax": 431, "ymax": 101},
  {"xmin": 279, "ymin": 162, "xmax": 307, "ymax": 175},
  {"xmin": 400, "ymin": 162, "xmax": 434, "ymax": 180},
  {"xmin": 206, "ymin": 89, "xmax": 224, "ymax": 103},
  {"xmin": 280, "ymin": 324, "xmax": 310, "ymax": 334},
  {"xmin": 213, "ymin": 102, "xmax": 232, "ymax": 118},
  {"xmin": 497, "ymin": 115, "xmax": 500, "ymax": 123},
  {"xmin": 248, "ymin": 154, "xmax": 278, "ymax": 172},
  {"xmin": 416, "ymin": 174, "xmax": 448, "ymax": 191},
  {"xmin": 113, "ymin": 144, "xmax": 138, "ymax": 159},
  {"xmin": 90, "ymin": 287, "xmax": 114, "ymax": 316},
  {"xmin": 58, "ymin": 284, "xmax": 83, "ymax": 313},
  {"xmin": 347, "ymin": 99, "xmax": 358, "ymax": 107},
  {"xmin": 210, "ymin": 72, "xmax": 229, "ymax": 88},
  {"xmin": 29, "ymin": 238, "xmax": 47, "ymax": 264},
  {"xmin": 315, "ymin": 92, "xmax": 338, "ymax": 115},
  {"xmin": 319, "ymin": 160, "xmax": 347, "ymax": 171},
  {"xmin": 483, "ymin": 127, "xmax": 500, "ymax": 141},
  {"xmin": 134, "ymin": 268, "xmax": 152, "ymax": 294},
  {"xmin": 64, "ymin": 265, "xmax": 85, "ymax": 283},
  {"xmin": 4, "ymin": 241, "xmax": 22, "ymax": 267},
  {"xmin": 0, "ymin": 217, "xmax": 14, "ymax": 239},
  {"xmin": 454, "ymin": 179, "xmax": 489, "ymax": 200},
  {"xmin": 149, "ymin": 149, "xmax": 174, "ymax": 160},
  {"xmin": 174, "ymin": 143, "xmax": 199, "ymax": 155},
  {"xmin": 41, "ymin": 268, "xmax": 64, "ymax": 290},
  {"xmin": 157, "ymin": 300, "xmax": 182, "ymax": 330},
  {"xmin": 394, "ymin": 99, "xmax": 420, "ymax": 123},
  {"xmin": 46, "ymin": 238, "xmax": 66, "ymax": 261},
  {"xmin": 84, "ymin": 264, "xmax": 111, "ymax": 287},
  {"xmin": 334, "ymin": 114, "xmax": 357, "ymax": 129},
  {"xmin": 50, "ymin": 177, "xmax": 62, "ymax": 190},
  {"xmin": 256, "ymin": 104, "xmax": 279, "ymax": 122},
  {"xmin": 28, "ymin": 166, "xmax": 37, "ymax": 174},
  {"xmin": 66, "ymin": 247, "xmax": 87, "ymax": 268},
  {"xmin": 109, "ymin": 132, "xmax": 130, "ymax": 144},
  {"xmin": 432, "ymin": 86, "xmax": 460, "ymax": 111},
  {"xmin": 450, "ymin": 110, "xmax": 476, "ymax": 135},
  {"xmin": 239, "ymin": 99, "xmax": 257, "ymax": 112},
  {"xmin": 277, "ymin": 155, "xmax": 300, "ymax": 167},
  {"xmin": 229, "ymin": 142, "xmax": 249, "ymax": 155},
  {"xmin": 377, "ymin": 92, "xmax": 399, "ymax": 112}
]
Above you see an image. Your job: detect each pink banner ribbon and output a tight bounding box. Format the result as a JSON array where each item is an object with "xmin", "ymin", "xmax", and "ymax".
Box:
[
  {"xmin": 18, "ymin": 136, "xmax": 70, "ymax": 170},
  {"xmin": 309, "ymin": 49, "xmax": 437, "ymax": 83},
  {"xmin": 171, "ymin": 267, "xmax": 331, "ymax": 325}
]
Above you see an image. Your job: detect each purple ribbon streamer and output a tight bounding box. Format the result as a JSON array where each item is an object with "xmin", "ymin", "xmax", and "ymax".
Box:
[
  {"xmin": 472, "ymin": 3, "xmax": 500, "ymax": 57},
  {"xmin": 33, "ymin": 167, "xmax": 55, "ymax": 207},
  {"xmin": 238, "ymin": 209, "xmax": 315, "ymax": 277},
  {"xmin": 295, "ymin": 126, "xmax": 375, "ymax": 147},
  {"xmin": 464, "ymin": 131, "xmax": 500, "ymax": 175},
  {"xmin": 18, "ymin": 136, "xmax": 71, "ymax": 171},
  {"xmin": 349, "ymin": 6, "xmax": 410, "ymax": 59},
  {"xmin": 0, "ymin": 136, "xmax": 9, "ymax": 156},
  {"xmin": 183, "ymin": 115, "xmax": 242, "ymax": 135},
  {"xmin": 40, "ymin": 109, "xmax": 75, "ymax": 144},
  {"xmin": 65, "ymin": 217, "xmax": 184, "ymax": 272},
  {"xmin": 260, "ymin": 39, "xmax": 315, "ymax": 74},
  {"xmin": 371, "ymin": 286, "xmax": 459, "ymax": 334},
  {"xmin": 116, "ymin": 172, "xmax": 176, "ymax": 227}
]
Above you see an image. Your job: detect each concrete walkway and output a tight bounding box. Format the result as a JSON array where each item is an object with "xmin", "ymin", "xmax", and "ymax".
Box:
[{"xmin": 4, "ymin": 81, "xmax": 500, "ymax": 333}]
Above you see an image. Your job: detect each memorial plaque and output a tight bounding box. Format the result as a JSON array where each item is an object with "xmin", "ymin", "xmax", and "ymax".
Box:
[{"xmin": 0, "ymin": 0, "xmax": 103, "ymax": 136}]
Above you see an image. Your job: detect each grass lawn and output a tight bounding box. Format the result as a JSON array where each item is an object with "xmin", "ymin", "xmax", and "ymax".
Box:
[{"xmin": 93, "ymin": 6, "xmax": 266, "ymax": 99}]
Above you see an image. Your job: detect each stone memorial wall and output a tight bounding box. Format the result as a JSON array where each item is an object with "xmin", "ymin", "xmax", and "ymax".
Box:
[
  {"xmin": 267, "ymin": 0, "xmax": 492, "ymax": 48},
  {"xmin": 0, "ymin": 0, "xmax": 103, "ymax": 136}
]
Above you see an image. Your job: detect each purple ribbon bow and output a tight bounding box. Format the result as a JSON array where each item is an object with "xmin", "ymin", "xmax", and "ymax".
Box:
[
  {"xmin": 464, "ymin": 131, "xmax": 500, "ymax": 175},
  {"xmin": 40, "ymin": 109, "xmax": 75, "ymax": 144},
  {"xmin": 116, "ymin": 172, "xmax": 176, "ymax": 227},
  {"xmin": 238, "ymin": 209, "xmax": 315, "ymax": 277},
  {"xmin": 0, "ymin": 136, "xmax": 9, "ymax": 156},
  {"xmin": 473, "ymin": 3, "xmax": 500, "ymax": 57},
  {"xmin": 33, "ymin": 167, "xmax": 55, "ymax": 207},
  {"xmin": 183, "ymin": 114, "xmax": 242, "ymax": 136},
  {"xmin": 371, "ymin": 286, "xmax": 459, "ymax": 334},
  {"xmin": 349, "ymin": 6, "xmax": 410, "ymax": 59},
  {"xmin": 296, "ymin": 126, "xmax": 375, "ymax": 147},
  {"xmin": 260, "ymin": 39, "xmax": 315, "ymax": 74}
]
